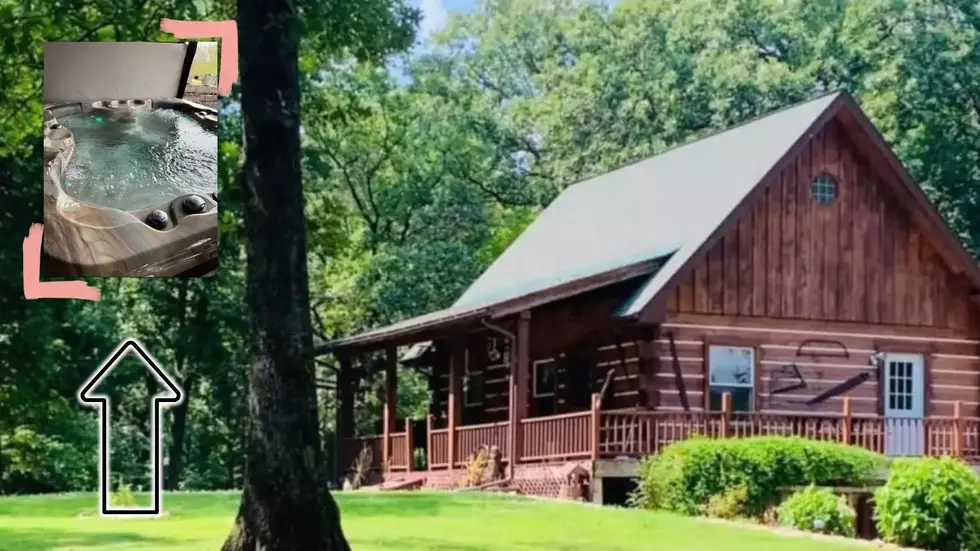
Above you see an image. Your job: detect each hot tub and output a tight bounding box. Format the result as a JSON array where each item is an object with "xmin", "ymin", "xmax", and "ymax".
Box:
[{"xmin": 42, "ymin": 98, "xmax": 219, "ymax": 277}]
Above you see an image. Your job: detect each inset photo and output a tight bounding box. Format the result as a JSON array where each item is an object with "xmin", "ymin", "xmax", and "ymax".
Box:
[{"xmin": 42, "ymin": 41, "xmax": 219, "ymax": 278}]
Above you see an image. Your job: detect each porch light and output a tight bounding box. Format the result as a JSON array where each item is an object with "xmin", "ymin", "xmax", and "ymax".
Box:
[{"xmin": 487, "ymin": 337, "xmax": 501, "ymax": 362}]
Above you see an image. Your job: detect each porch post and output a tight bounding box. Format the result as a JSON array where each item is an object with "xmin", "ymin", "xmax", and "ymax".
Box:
[
  {"xmin": 405, "ymin": 418, "xmax": 414, "ymax": 472},
  {"xmin": 382, "ymin": 346, "xmax": 397, "ymax": 472},
  {"xmin": 590, "ymin": 392, "xmax": 601, "ymax": 460},
  {"xmin": 508, "ymin": 311, "xmax": 531, "ymax": 477},
  {"xmin": 334, "ymin": 353, "xmax": 355, "ymax": 484},
  {"xmin": 720, "ymin": 392, "xmax": 731, "ymax": 438},
  {"xmin": 954, "ymin": 401, "xmax": 964, "ymax": 457},
  {"xmin": 448, "ymin": 341, "xmax": 463, "ymax": 468},
  {"xmin": 426, "ymin": 414, "xmax": 434, "ymax": 469},
  {"xmin": 841, "ymin": 397, "xmax": 852, "ymax": 445}
]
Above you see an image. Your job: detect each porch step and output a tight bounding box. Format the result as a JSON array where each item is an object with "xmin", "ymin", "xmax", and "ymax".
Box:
[{"xmin": 375, "ymin": 475, "xmax": 426, "ymax": 491}]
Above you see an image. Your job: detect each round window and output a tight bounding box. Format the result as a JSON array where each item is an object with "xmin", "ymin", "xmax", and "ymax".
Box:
[{"xmin": 810, "ymin": 174, "xmax": 838, "ymax": 205}]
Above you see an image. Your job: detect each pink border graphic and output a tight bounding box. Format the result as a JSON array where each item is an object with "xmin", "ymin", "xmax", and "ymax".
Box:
[
  {"xmin": 160, "ymin": 19, "xmax": 239, "ymax": 96},
  {"xmin": 23, "ymin": 224, "xmax": 101, "ymax": 301}
]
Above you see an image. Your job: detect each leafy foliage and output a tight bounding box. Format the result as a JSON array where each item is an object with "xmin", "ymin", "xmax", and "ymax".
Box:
[
  {"xmin": 629, "ymin": 437, "xmax": 884, "ymax": 518},
  {"xmin": 874, "ymin": 457, "xmax": 980, "ymax": 551},
  {"xmin": 110, "ymin": 481, "xmax": 138, "ymax": 508},
  {"xmin": 777, "ymin": 485, "xmax": 856, "ymax": 537},
  {"xmin": 458, "ymin": 446, "xmax": 490, "ymax": 489},
  {"xmin": 703, "ymin": 485, "xmax": 750, "ymax": 520}
]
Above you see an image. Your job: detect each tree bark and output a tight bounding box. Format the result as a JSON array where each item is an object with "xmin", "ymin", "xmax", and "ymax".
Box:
[
  {"xmin": 165, "ymin": 282, "xmax": 190, "ymax": 491},
  {"xmin": 221, "ymin": 0, "xmax": 350, "ymax": 548},
  {"xmin": 165, "ymin": 376, "xmax": 193, "ymax": 491}
]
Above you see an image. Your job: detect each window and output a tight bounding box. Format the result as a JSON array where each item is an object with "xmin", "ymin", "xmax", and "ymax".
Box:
[
  {"xmin": 463, "ymin": 370, "xmax": 484, "ymax": 406},
  {"xmin": 463, "ymin": 349, "xmax": 484, "ymax": 407},
  {"xmin": 887, "ymin": 360, "xmax": 914, "ymax": 412},
  {"xmin": 810, "ymin": 174, "xmax": 838, "ymax": 205},
  {"xmin": 533, "ymin": 359, "xmax": 557, "ymax": 398},
  {"xmin": 707, "ymin": 345, "xmax": 755, "ymax": 412}
]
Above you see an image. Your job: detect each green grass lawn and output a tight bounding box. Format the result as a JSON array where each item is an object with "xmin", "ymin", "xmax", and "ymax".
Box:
[{"xmin": 0, "ymin": 491, "xmax": 876, "ymax": 551}]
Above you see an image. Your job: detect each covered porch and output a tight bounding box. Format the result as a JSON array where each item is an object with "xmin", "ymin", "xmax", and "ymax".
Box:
[
  {"xmin": 328, "ymin": 277, "xmax": 980, "ymax": 482},
  {"xmin": 344, "ymin": 393, "xmax": 980, "ymax": 476},
  {"xmin": 330, "ymin": 305, "xmax": 620, "ymax": 478},
  {"xmin": 326, "ymin": 266, "xmax": 666, "ymax": 481}
]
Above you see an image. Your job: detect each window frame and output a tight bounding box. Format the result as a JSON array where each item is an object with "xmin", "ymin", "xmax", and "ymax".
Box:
[
  {"xmin": 810, "ymin": 173, "xmax": 839, "ymax": 205},
  {"xmin": 463, "ymin": 348, "xmax": 484, "ymax": 407},
  {"xmin": 704, "ymin": 342, "xmax": 758, "ymax": 412},
  {"xmin": 533, "ymin": 358, "xmax": 557, "ymax": 398},
  {"xmin": 871, "ymin": 342, "xmax": 933, "ymax": 417}
]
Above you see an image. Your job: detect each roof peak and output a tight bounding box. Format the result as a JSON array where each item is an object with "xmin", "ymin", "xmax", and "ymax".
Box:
[{"xmin": 563, "ymin": 89, "xmax": 846, "ymax": 192}]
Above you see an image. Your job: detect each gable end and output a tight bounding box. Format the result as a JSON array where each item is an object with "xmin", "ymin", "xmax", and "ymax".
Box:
[{"xmin": 655, "ymin": 113, "xmax": 979, "ymax": 331}]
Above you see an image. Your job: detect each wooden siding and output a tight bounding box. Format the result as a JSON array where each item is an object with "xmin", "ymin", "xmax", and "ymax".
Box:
[
  {"xmin": 653, "ymin": 313, "xmax": 980, "ymax": 417},
  {"xmin": 431, "ymin": 336, "xmax": 644, "ymax": 426},
  {"xmin": 426, "ymin": 114, "xmax": 980, "ymax": 427},
  {"xmin": 667, "ymin": 118, "xmax": 977, "ymax": 331},
  {"xmin": 429, "ymin": 280, "xmax": 649, "ymax": 426}
]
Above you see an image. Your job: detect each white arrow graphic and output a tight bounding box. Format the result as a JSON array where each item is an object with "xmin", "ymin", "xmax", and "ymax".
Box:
[{"xmin": 77, "ymin": 339, "xmax": 183, "ymax": 517}]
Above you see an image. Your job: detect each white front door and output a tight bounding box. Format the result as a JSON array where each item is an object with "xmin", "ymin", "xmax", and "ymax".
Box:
[{"xmin": 883, "ymin": 353, "xmax": 925, "ymax": 456}]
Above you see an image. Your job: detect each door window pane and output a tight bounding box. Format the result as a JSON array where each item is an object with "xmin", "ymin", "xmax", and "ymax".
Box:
[{"xmin": 887, "ymin": 361, "xmax": 916, "ymax": 412}]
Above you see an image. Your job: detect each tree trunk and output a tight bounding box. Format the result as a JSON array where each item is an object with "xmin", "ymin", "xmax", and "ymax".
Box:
[
  {"xmin": 165, "ymin": 282, "xmax": 190, "ymax": 490},
  {"xmin": 220, "ymin": 0, "xmax": 350, "ymax": 549},
  {"xmin": 165, "ymin": 376, "xmax": 193, "ymax": 491}
]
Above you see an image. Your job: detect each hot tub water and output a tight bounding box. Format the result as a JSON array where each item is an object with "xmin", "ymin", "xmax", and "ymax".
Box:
[{"xmin": 58, "ymin": 109, "xmax": 217, "ymax": 211}]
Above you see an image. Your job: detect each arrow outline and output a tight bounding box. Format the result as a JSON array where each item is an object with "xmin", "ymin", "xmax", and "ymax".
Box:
[{"xmin": 77, "ymin": 338, "xmax": 183, "ymax": 517}]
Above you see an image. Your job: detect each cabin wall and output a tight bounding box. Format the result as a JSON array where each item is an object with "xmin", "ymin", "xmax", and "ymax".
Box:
[
  {"xmin": 427, "ymin": 280, "xmax": 649, "ymax": 425},
  {"xmin": 655, "ymin": 313, "xmax": 980, "ymax": 416},
  {"xmin": 666, "ymin": 118, "xmax": 976, "ymax": 331},
  {"xmin": 657, "ymin": 116, "xmax": 980, "ymax": 417}
]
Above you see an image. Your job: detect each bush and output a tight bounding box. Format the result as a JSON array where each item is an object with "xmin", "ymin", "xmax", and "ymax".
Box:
[
  {"xmin": 777, "ymin": 485, "xmax": 856, "ymax": 537},
  {"xmin": 110, "ymin": 481, "xmax": 137, "ymax": 507},
  {"xmin": 2, "ymin": 422, "xmax": 97, "ymax": 494},
  {"xmin": 703, "ymin": 485, "xmax": 749, "ymax": 520},
  {"xmin": 457, "ymin": 446, "xmax": 490, "ymax": 488},
  {"xmin": 874, "ymin": 457, "xmax": 980, "ymax": 551},
  {"xmin": 630, "ymin": 436, "xmax": 885, "ymax": 518}
]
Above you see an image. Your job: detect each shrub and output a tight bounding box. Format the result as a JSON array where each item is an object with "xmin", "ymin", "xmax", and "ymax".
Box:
[
  {"xmin": 874, "ymin": 457, "xmax": 980, "ymax": 551},
  {"xmin": 111, "ymin": 481, "xmax": 137, "ymax": 507},
  {"xmin": 777, "ymin": 485, "xmax": 856, "ymax": 537},
  {"xmin": 457, "ymin": 446, "xmax": 490, "ymax": 488},
  {"xmin": 703, "ymin": 485, "xmax": 749, "ymax": 520},
  {"xmin": 630, "ymin": 436, "xmax": 885, "ymax": 518}
]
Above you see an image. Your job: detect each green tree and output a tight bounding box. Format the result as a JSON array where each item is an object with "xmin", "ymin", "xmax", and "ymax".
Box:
[{"xmin": 220, "ymin": 0, "xmax": 416, "ymax": 549}]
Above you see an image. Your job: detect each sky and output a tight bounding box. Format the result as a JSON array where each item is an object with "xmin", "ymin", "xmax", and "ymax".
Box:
[
  {"xmin": 413, "ymin": 0, "xmax": 619, "ymax": 38},
  {"xmin": 415, "ymin": 0, "xmax": 469, "ymax": 37}
]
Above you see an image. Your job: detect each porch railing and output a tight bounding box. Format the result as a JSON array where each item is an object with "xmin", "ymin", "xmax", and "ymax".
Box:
[
  {"xmin": 521, "ymin": 411, "xmax": 592, "ymax": 461},
  {"xmin": 456, "ymin": 421, "xmax": 510, "ymax": 466},
  {"xmin": 428, "ymin": 427, "xmax": 450, "ymax": 468},
  {"xmin": 345, "ymin": 395, "xmax": 980, "ymax": 472}
]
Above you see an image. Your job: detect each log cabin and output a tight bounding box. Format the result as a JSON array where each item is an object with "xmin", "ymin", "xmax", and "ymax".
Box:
[{"xmin": 325, "ymin": 90, "xmax": 980, "ymax": 502}]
